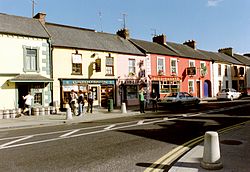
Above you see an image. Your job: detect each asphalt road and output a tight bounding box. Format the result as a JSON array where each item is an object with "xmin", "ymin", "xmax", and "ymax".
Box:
[{"xmin": 0, "ymin": 100, "xmax": 249, "ymax": 172}]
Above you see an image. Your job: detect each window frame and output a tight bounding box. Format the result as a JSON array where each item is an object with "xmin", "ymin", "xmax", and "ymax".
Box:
[
  {"xmin": 105, "ymin": 55, "xmax": 114, "ymax": 76},
  {"xmin": 71, "ymin": 53, "xmax": 82, "ymax": 75},
  {"xmin": 23, "ymin": 46, "xmax": 40, "ymax": 72},
  {"xmin": 157, "ymin": 57, "xmax": 165, "ymax": 75},
  {"xmin": 170, "ymin": 58, "xmax": 178, "ymax": 75}
]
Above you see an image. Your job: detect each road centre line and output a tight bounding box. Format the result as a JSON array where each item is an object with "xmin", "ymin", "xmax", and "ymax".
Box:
[
  {"xmin": 0, "ymin": 135, "xmax": 33, "ymax": 148},
  {"xmin": 59, "ymin": 129, "xmax": 80, "ymax": 138}
]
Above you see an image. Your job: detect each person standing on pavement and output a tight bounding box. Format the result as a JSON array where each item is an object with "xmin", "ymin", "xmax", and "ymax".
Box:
[
  {"xmin": 77, "ymin": 90, "xmax": 85, "ymax": 116},
  {"xmin": 139, "ymin": 88, "xmax": 145, "ymax": 113},
  {"xmin": 69, "ymin": 90, "xmax": 78, "ymax": 116},
  {"xmin": 87, "ymin": 90, "xmax": 93, "ymax": 113},
  {"xmin": 151, "ymin": 89, "xmax": 158, "ymax": 112},
  {"xmin": 22, "ymin": 92, "xmax": 34, "ymax": 115}
]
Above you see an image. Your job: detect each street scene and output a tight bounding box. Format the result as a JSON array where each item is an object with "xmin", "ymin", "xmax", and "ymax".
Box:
[
  {"xmin": 0, "ymin": 99, "xmax": 249, "ymax": 171},
  {"xmin": 0, "ymin": 0, "xmax": 250, "ymax": 171}
]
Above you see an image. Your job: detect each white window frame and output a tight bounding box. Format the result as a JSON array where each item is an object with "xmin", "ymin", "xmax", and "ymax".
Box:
[
  {"xmin": 189, "ymin": 60, "xmax": 195, "ymax": 67},
  {"xmin": 128, "ymin": 59, "xmax": 136, "ymax": 74},
  {"xmin": 200, "ymin": 61, "xmax": 206, "ymax": 76},
  {"xmin": 170, "ymin": 58, "xmax": 178, "ymax": 75},
  {"xmin": 157, "ymin": 57, "xmax": 165, "ymax": 75},
  {"xmin": 188, "ymin": 80, "xmax": 194, "ymax": 94}
]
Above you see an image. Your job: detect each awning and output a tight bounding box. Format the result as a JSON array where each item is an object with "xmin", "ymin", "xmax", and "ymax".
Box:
[{"xmin": 9, "ymin": 74, "xmax": 53, "ymax": 83}]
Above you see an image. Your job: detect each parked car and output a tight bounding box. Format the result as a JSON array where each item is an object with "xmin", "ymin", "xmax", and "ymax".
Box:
[
  {"xmin": 158, "ymin": 92, "xmax": 200, "ymax": 106},
  {"xmin": 216, "ymin": 88, "xmax": 241, "ymax": 101}
]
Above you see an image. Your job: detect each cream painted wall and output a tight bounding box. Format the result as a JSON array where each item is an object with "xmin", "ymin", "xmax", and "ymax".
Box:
[
  {"xmin": 0, "ymin": 34, "xmax": 50, "ymax": 109},
  {"xmin": 52, "ymin": 48, "xmax": 118, "ymax": 104}
]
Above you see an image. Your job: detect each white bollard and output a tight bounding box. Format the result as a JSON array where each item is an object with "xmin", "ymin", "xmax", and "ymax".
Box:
[
  {"xmin": 201, "ymin": 131, "xmax": 223, "ymax": 170},
  {"xmin": 121, "ymin": 103, "xmax": 127, "ymax": 114},
  {"xmin": 66, "ymin": 108, "xmax": 72, "ymax": 120}
]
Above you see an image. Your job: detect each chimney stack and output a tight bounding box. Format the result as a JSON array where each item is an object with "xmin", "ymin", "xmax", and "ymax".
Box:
[
  {"xmin": 183, "ymin": 40, "xmax": 196, "ymax": 49},
  {"xmin": 152, "ymin": 34, "xmax": 166, "ymax": 45},
  {"xmin": 218, "ymin": 47, "xmax": 233, "ymax": 56},
  {"xmin": 116, "ymin": 28, "xmax": 130, "ymax": 39},
  {"xmin": 33, "ymin": 12, "xmax": 46, "ymax": 25}
]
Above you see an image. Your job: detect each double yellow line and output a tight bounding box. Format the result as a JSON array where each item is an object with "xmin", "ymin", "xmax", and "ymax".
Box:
[{"xmin": 144, "ymin": 120, "xmax": 249, "ymax": 172}]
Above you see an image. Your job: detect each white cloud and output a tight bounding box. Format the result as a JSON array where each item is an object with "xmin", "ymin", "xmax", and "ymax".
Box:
[{"xmin": 207, "ymin": 0, "xmax": 223, "ymax": 7}]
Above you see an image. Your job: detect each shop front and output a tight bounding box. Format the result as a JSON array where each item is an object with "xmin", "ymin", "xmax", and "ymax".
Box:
[
  {"xmin": 60, "ymin": 79, "xmax": 116, "ymax": 109},
  {"xmin": 150, "ymin": 75, "xmax": 181, "ymax": 99}
]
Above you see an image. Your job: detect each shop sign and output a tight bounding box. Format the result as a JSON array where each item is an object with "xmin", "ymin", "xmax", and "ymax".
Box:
[
  {"xmin": 62, "ymin": 80, "xmax": 115, "ymax": 85},
  {"xmin": 63, "ymin": 85, "xmax": 78, "ymax": 91}
]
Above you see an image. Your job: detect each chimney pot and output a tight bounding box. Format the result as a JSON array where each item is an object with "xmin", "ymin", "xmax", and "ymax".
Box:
[{"xmin": 183, "ymin": 40, "xmax": 196, "ymax": 49}]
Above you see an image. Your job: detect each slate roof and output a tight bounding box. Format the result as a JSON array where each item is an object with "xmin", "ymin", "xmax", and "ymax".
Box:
[
  {"xmin": 45, "ymin": 23, "xmax": 144, "ymax": 56},
  {"xmin": 130, "ymin": 39, "xmax": 178, "ymax": 56},
  {"xmin": 0, "ymin": 13, "xmax": 49, "ymax": 38},
  {"xmin": 9, "ymin": 74, "xmax": 53, "ymax": 82},
  {"xmin": 165, "ymin": 42, "xmax": 209, "ymax": 60},
  {"xmin": 198, "ymin": 50, "xmax": 242, "ymax": 65},
  {"xmin": 233, "ymin": 54, "xmax": 250, "ymax": 66}
]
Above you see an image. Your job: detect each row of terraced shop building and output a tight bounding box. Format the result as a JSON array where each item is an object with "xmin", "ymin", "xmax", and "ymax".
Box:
[{"xmin": 0, "ymin": 12, "xmax": 250, "ymax": 112}]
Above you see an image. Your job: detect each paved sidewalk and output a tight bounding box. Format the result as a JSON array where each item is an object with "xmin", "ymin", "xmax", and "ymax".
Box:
[
  {"xmin": 169, "ymin": 121, "xmax": 250, "ymax": 172},
  {"xmin": 0, "ymin": 107, "xmax": 140, "ymax": 130}
]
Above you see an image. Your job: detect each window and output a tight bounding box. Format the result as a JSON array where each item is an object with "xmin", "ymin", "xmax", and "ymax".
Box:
[
  {"xmin": 189, "ymin": 60, "xmax": 195, "ymax": 67},
  {"xmin": 200, "ymin": 62, "xmax": 207, "ymax": 76},
  {"xmin": 225, "ymin": 65, "xmax": 228, "ymax": 76},
  {"xmin": 188, "ymin": 80, "xmax": 194, "ymax": 94},
  {"xmin": 226, "ymin": 80, "xmax": 229, "ymax": 89},
  {"xmin": 170, "ymin": 59, "xmax": 177, "ymax": 75},
  {"xmin": 160, "ymin": 81, "xmax": 180, "ymax": 93},
  {"xmin": 128, "ymin": 59, "xmax": 136, "ymax": 75},
  {"xmin": 72, "ymin": 53, "xmax": 82, "ymax": 75},
  {"xmin": 106, "ymin": 55, "xmax": 114, "ymax": 76},
  {"xmin": 219, "ymin": 80, "xmax": 222, "ymax": 91},
  {"xmin": 217, "ymin": 64, "xmax": 221, "ymax": 76},
  {"xmin": 233, "ymin": 66, "xmax": 238, "ymax": 77},
  {"xmin": 157, "ymin": 57, "xmax": 165, "ymax": 75},
  {"xmin": 23, "ymin": 47, "xmax": 39, "ymax": 72}
]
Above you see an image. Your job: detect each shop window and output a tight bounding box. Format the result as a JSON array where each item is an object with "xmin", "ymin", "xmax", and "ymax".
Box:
[
  {"xmin": 106, "ymin": 55, "xmax": 114, "ymax": 76},
  {"xmin": 72, "ymin": 53, "xmax": 82, "ymax": 75},
  {"xmin": 160, "ymin": 81, "xmax": 180, "ymax": 93},
  {"xmin": 34, "ymin": 93, "xmax": 42, "ymax": 105},
  {"xmin": 23, "ymin": 47, "xmax": 39, "ymax": 72},
  {"xmin": 126, "ymin": 85, "xmax": 138, "ymax": 99}
]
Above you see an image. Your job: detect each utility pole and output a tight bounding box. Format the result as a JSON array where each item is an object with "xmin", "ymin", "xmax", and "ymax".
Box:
[
  {"xmin": 98, "ymin": 12, "xmax": 103, "ymax": 32},
  {"xmin": 122, "ymin": 13, "xmax": 127, "ymax": 29},
  {"xmin": 31, "ymin": 0, "xmax": 37, "ymax": 17}
]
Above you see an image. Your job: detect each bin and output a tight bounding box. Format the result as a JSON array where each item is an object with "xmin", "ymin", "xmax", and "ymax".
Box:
[{"xmin": 107, "ymin": 99, "xmax": 113, "ymax": 112}]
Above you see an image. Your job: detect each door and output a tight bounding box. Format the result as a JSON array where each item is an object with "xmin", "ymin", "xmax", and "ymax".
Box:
[
  {"xmin": 88, "ymin": 85, "xmax": 100, "ymax": 106},
  {"xmin": 196, "ymin": 81, "xmax": 200, "ymax": 98},
  {"xmin": 204, "ymin": 81, "xmax": 209, "ymax": 97},
  {"xmin": 18, "ymin": 84, "xmax": 30, "ymax": 108}
]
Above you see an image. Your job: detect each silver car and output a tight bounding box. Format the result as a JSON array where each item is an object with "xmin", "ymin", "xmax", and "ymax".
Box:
[
  {"xmin": 158, "ymin": 92, "xmax": 200, "ymax": 106},
  {"xmin": 216, "ymin": 88, "xmax": 241, "ymax": 101}
]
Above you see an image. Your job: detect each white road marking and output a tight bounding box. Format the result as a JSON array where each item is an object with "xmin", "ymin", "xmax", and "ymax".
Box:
[
  {"xmin": 59, "ymin": 129, "xmax": 80, "ymax": 138},
  {"xmin": 0, "ymin": 135, "xmax": 33, "ymax": 148},
  {"xmin": 137, "ymin": 120, "xmax": 144, "ymax": 125},
  {"xmin": 104, "ymin": 124, "xmax": 116, "ymax": 130}
]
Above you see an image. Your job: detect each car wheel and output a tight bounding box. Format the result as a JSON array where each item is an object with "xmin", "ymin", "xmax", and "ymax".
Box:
[{"xmin": 230, "ymin": 96, "xmax": 234, "ymax": 101}]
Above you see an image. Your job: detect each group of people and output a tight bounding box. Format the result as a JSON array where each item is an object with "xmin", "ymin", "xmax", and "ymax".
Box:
[
  {"xmin": 69, "ymin": 89, "xmax": 94, "ymax": 116},
  {"xmin": 138, "ymin": 88, "xmax": 158, "ymax": 113}
]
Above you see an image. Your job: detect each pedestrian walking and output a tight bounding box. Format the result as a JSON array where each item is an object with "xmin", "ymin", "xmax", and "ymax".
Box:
[
  {"xmin": 139, "ymin": 88, "xmax": 145, "ymax": 113},
  {"xmin": 69, "ymin": 90, "xmax": 78, "ymax": 116},
  {"xmin": 22, "ymin": 91, "xmax": 34, "ymax": 115},
  {"xmin": 151, "ymin": 89, "xmax": 158, "ymax": 112},
  {"xmin": 87, "ymin": 90, "xmax": 93, "ymax": 113}
]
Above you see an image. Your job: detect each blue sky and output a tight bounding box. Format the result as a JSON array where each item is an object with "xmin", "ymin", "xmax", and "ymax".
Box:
[{"xmin": 0, "ymin": 0, "xmax": 249, "ymax": 54}]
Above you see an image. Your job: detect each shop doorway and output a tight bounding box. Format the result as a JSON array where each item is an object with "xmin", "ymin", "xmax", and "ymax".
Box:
[
  {"xmin": 101, "ymin": 85, "xmax": 114, "ymax": 107},
  {"xmin": 196, "ymin": 81, "xmax": 201, "ymax": 98},
  {"xmin": 18, "ymin": 84, "xmax": 30, "ymax": 108},
  {"xmin": 88, "ymin": 85, "xmax": 99, "ymax": 106}
]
